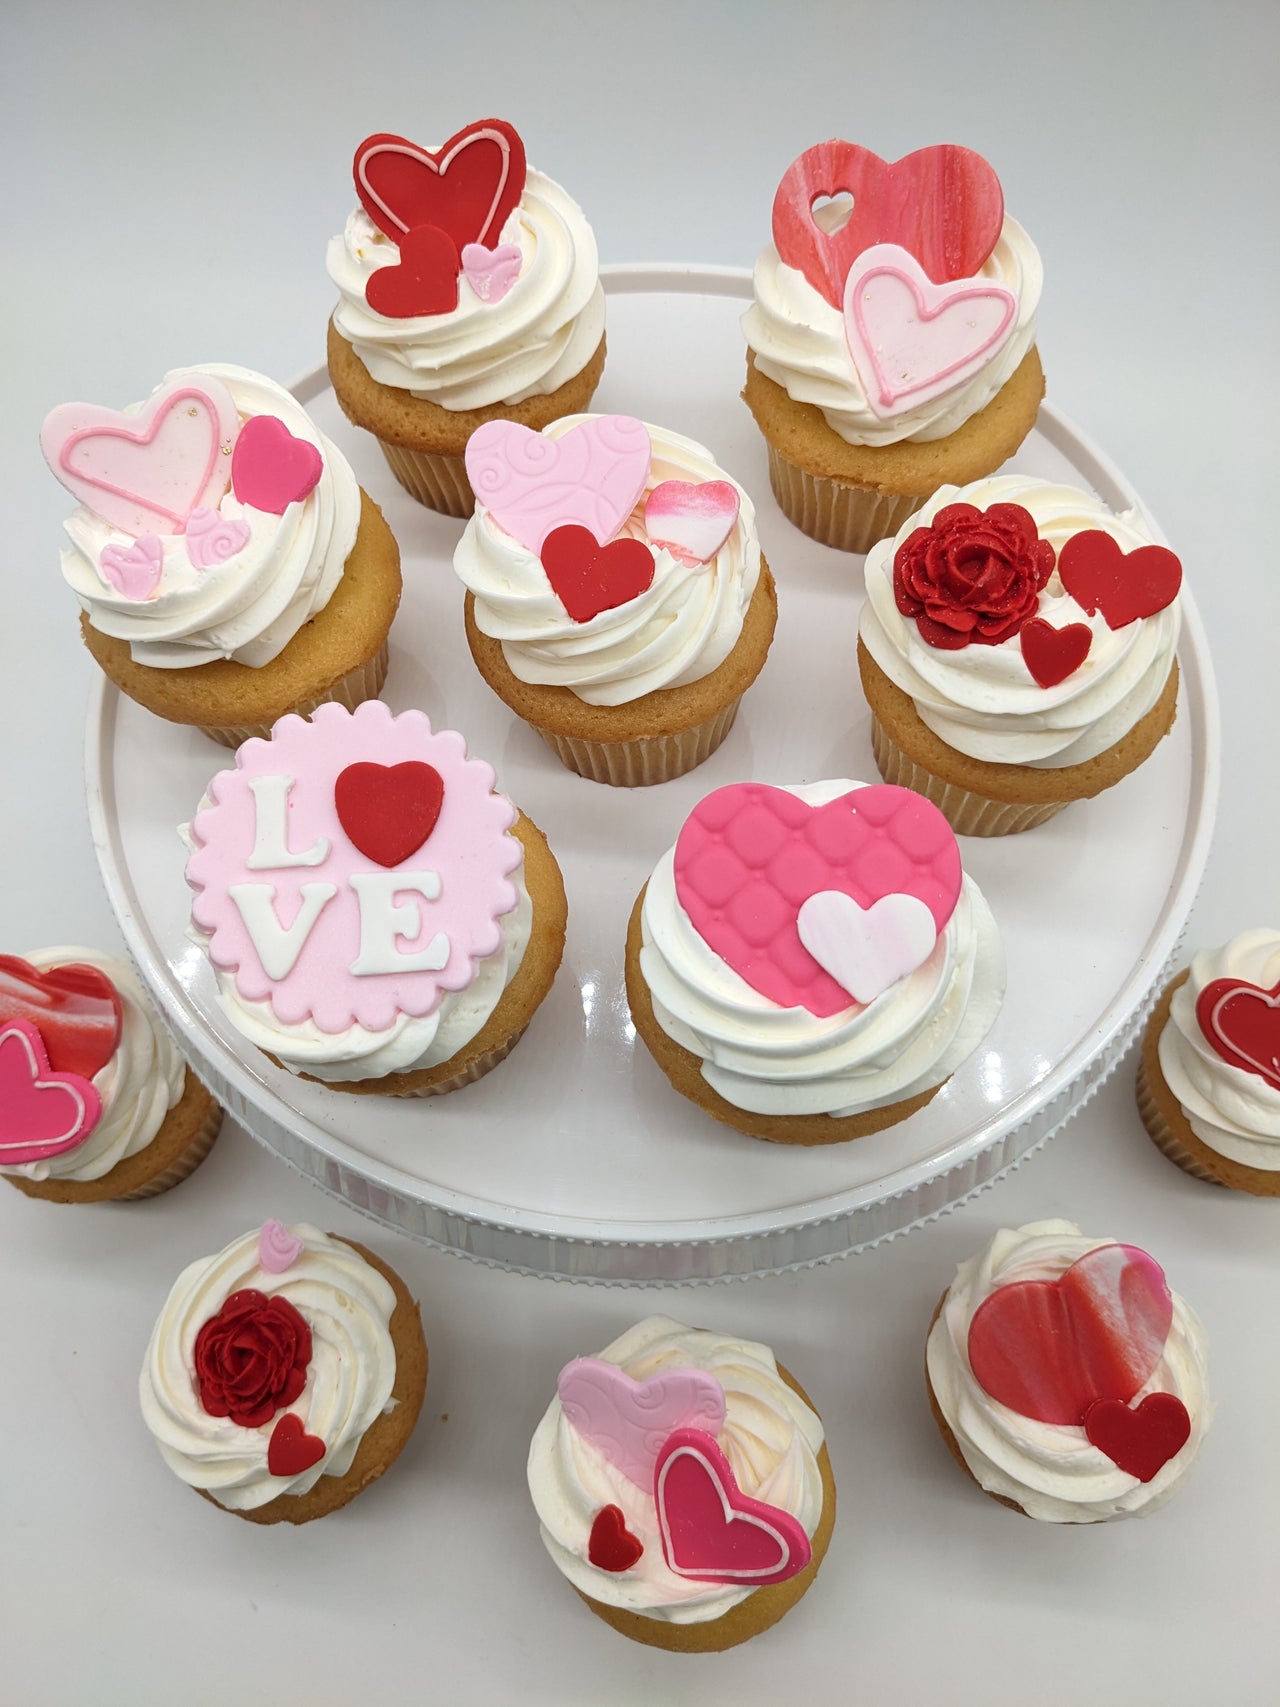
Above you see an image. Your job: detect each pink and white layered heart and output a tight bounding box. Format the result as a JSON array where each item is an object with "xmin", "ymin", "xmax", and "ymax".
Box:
[{"xmin": 643, "ymin": 479, "xmax": 740, "ymax": 567}]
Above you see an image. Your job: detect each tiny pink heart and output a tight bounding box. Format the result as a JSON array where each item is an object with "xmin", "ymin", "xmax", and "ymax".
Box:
[
  {"xmin": 99, "ymin": 533, "xmax": 163, "ymax": 601},
  {"xmin": 655, "ymin": 1428, "xmax": 812, "ymax": 1587},
  {"xmin": 557, "ymin": 1357, "xmax": 726, "ymax": 1489},
  {"xmin": 257, "ymin": 1219, "xmax": 304, "ymax": 1274},
  {"xmin": 464, "ymin": 414, "xmax": 651, "ymax": 554},
  {"xmin": 461, "ymin": 240, "xmax": 522, "ymax": 304},
  {"xmin": 231, "ymin": 416, "xmax": 323, "ymax": 515},
  {"xmin": 643, "ymin": 480, "xmax": 740, "ymax": 566},
  {"xmin": 796, "ymin": 889, "xmax": 938, "ymax": 1006}
]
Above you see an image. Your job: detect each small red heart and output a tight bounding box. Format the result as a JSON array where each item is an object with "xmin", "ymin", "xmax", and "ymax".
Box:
[
  {"xmin": 588, "ymin": 1504, "xmax": 644, "ymax": 1572},
  {"xmin": 1083, "ymin": 1393, "xmax": 1191, "ymax": 1483},
  {"xmin": 231, "ymin": 416, "xmax": 323, "ymax": 515},
  {"xmin": 0, "ymin": 957, "xmax": 122, "ymax": 1079},
  {"xmin": 1057, "ymin": 530, "xmax": 1182, "ymax": 630},
  {"xmin": 267, "ymin": 1411, "xmax": 326, "ymax": 1478},
  {"xmin": 1196, "ymin": 977, "xmax": 1280, "ymax": 1090},
  {"xmin": 365, "ymin": 223, "xmax": 461, "ymax": 318},
  {"xmin": 334, "ymin": 761, "xmax": 445, "ymax": 868},
  {"xmin": 540, "ymin": 525, "xmax": 655, "ymax": 625},
  {"xmin": 1019, "ymin": 617, "xmax": 1092, "ymax": 688}
]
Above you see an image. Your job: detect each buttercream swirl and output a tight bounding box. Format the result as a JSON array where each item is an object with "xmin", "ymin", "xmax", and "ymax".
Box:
[{"xmin": 528, "ymin": 1316, "xmax": 825, "ymax": 1625}]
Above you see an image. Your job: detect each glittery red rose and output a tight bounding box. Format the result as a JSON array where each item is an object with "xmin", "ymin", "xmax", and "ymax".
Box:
[
  {"xmin": 193, "ymin": 1289, "xmax": 312, "ymax": 1428},
  {"xmin": 893, "ymin": 502, "xmax": 1055, "ymax": 649}
]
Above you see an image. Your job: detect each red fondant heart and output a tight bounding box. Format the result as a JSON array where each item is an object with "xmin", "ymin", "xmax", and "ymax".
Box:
[
  {"xmin": 588, "ymin": 1504, "xmax": 644, "ymax": 1572},
  {"xmin": 1019, "ymin": 618, "xmax": 1092, "ymax": 688},
  {"xmin": 354, "ymin": 122, "xmax": 526, "ymax": 248},
  {"xmin": 1057, "ymin": 530, "xmax": 1182, "ymax": 630},
  {"xmin": 267, "ymin": 1411, "xmax": 325, "ymax": 1477},
  {"xmin": 1196, "ymin": 977, "xmax": 1280, "ymax": 1090},
  {"xmin": 365, "ymin": 223, "xmax": 461, "ymax": 319},
  {"xmin": 654, "ymin": 1428, "xmax": 811, "ymax": 1587},
  {"xmin": 1084, "ymin": 1393, "xmax": 1191, "ymax": 1482},
  {"xmin": 0, "ymin": 957, "xmax": 122, "ymax": 1078},
  {"xmin": 334, "ymin": 762, "xmax": 445, "ymax": 868},
  {"xmin": 231, "ymin": 416, "xmax": 323, "ymax": 515},
  {"xmin": 540, "ymin": 525, "xmax": 655, "ymax": 625},
  {"xmin": 967, "ymin": 1243, "xmax": 1174, "ymax": 1425}
]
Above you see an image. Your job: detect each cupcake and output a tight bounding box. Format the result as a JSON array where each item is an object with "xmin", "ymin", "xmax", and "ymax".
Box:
[
  {"xmin": 625, "ymin": 778, "xmax": 1004, "ymax": 1143},
  {"xmin": 1137, "ymin": 931, "xmax": 1280, "ymax": 1196},
  {"xmin": 41, "ymin": 364, "xmax": 402, "ymax": 747},
  {"xmin": 326, "ymin": 119, "xmax": 606, "ymax": 516},
  {"xmin": 528, "ymin": 1316, "xmax": 834, "ymax": 1652},
  {"xmin": 455, "ymin": 413, "xmax": 777, "ymax": 785},
  {"xmin": 742, "ymin": 141, "xmax": 1044, "ymax": 552},
  {"xmin": 857, "ymin": 475, "xmax": 1182, "ymax": 835},
  {"xmin": 184, "ymin": 699, "xmax": 566, "ymax": 1094},
  {"xmin": 926, "ymin": 1221, "xmax": 1212, "ymax": 1522},
  {"xmin": 0, "ymin": 946, "xmax": 221, "ymax": 1203},
  {"xmin": 139, "ymin": 1221, "xmax": 428, "ymax": 1524}
]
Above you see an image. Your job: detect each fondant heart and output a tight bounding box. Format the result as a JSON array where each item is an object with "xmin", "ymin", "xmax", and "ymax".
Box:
[
  {"xmin": 461, "ymin": 240, "xmax": 522, "ymax": 304},
  {"xmin": 41, "ymin": 376, "xmax": 240, "ymax": 537},
  {"xmin": 557, "ymin": 1357, "xmax": 727, "ymax": 1489},
  {"xmin": 185, "ymin": 507, "xmax": 251, "ymax": 568},
  {"xmin": 353, "ymin": 121, "xmax": 526, "ymax": 248},
  {"xmin": 258, "ymin": 1219, "xmax": 304, "ymax": 1274},
  {"xmin": 0, "ymin": 1019, "xmax": 102, "ymax": 1165},
  {"xmin": 99, "ymin": 534, "xmax": 163, "ymax": 601},
  {"xmin": 231, "ymin": 416, "xmax": 323, "ymax": 515},
  {"xmin": 967, "ymin": 1243, "xmax": 1174, "ymax": 1425},
  {"xmin": 1057, "ymin": 530, "xmax": 1182, "ymax": 630},
  {"xmin": 1020, "ymin": 617, "xmax": 1092, "ymax": 688},
  {"xmin": 796, "ymin": 889, "xmax": 938, "ymax": 1006},
  {"xmin": 654, "ymin": 1428, "xmax": 812, "ymax": 1587},
  {"xmin": 334, "ymin": 761, "xmax": 445, "ymax": 869},
  {"xmin": 540, "ymin": 525, "xmax": 654, "ymax": 624},
  {"xmin": 465, "ymin": 415, "xmax": 652, "ymax": 554},
  {"xmin": 267, "ymin": 1412, "xmax": 325, "ymax": 1477},
  {"xmin": 1083, "ymin": 1393, "xmax": 1192, "ymax": 1482},
  {"xmin": 842, "ymin": 243, "xmax": 1016, "ymax": 415},
  {"xmin": 0, "ymin": 956, "xmax": 122, "ymax": 1078},
  {"xmin": 673, "ymin": 783, "xmax": 962, "ymax": 1019},
  {"xmin": 1195, "ymin": 977, "xmax": 1280, "ymax": 1090},
  {"xmin": 588, "ymin": 1504, "xmax": 644, "ymax": 1572},
  {"xmin": 643, "ymin": 480, "xmax": 740, "ymax": 566},
  {"xmin": 365, "ymin": 223, "xmax": 461, "ymax": 318},
  {"xmin": 772, "ymin": 141, "xmax": 1005, "ymax": 308}
]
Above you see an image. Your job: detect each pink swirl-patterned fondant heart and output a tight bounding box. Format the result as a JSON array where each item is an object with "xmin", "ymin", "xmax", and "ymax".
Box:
[
  {"xmin": 557, "ymin": 1357, "xmax": 726, "ymax": 1490},
  {"xmin": 464, "ymin": 415, "xmax": 651, "ymax": 554},
  {"xmin": 673, "ymin": 783, "xmax": 962, "ymax": 1019}
]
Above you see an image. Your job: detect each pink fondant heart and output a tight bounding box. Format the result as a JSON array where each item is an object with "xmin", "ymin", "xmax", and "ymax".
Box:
[
  {"xmin": 231, "ymin": 416, "xmax": 323, "ymax": 515},
  {"xmin": 673, "ymin": 783, "xmax": 962, "ymax": 1019},
  {"xmin": 41, "ymin": 376, "xmax": 240, "ymax": 537},
  {"xmin": 967, "ymin": 1243, "xmax": 1174, "ymax": 1425},
  {"xmin": 99, "ymin": 534, "xmax": 163, "ymax": 601},
  {"xmin": 796, "ymin": 889, "xmax": 938, "ymax": 1006},
  {"xmin": 465, "ymin": 415, "xmax": 651, "ymax": 554},
  {"xmin": 1083, "ymin": 1393, "xmax": 1192, "ymax": 1483},
  {"xmin": 557, "ymin": 1358, "xmax": 726, "ymax": 1490},
  {"xmin": 461, "ymin": 240, "xmax": 522, "ymax": 304},
  {"xmin": 258, "ymin": 1219, "xmax": 304, "ymax": 1274},
  {"xmin": 1057, "ymin": 530, "xmax": 1182, "ymax": 630},
  {"xmin": 185, "ymin": 507, "xmax": 251, "ymax": 569},
  {"xmin": 643, "ymin": 480, "xmax": 740, "ymax": 566},
  {"xmin": 654, "ymin": 1428, "xmax": 812, "ymax": 1587},
  {"xmin": 0, "ymin": 1018, "xmax": 102, "ymax": 1166},
  {"xmin": 1195, "ymin": 977, "xmax": 1280, "ymax": 1091},
  {"xmin": 842, "ymin": 244, "xmax": 1016, "ymax": 416}
]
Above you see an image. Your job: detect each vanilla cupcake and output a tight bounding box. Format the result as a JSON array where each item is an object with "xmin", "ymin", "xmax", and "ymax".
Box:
[
  {"xmin": 0, "ymin": 947, "xmax": 221, "ymax": 1203},
  {"xmin": 742, "ymin": 141, "xmax": 1044, "ymax": 552},
  {"xmin": 926, "ymin": 1221, "xmax": 1212, "ymax": 1522},
  {"xmin": 455, "ymin": 413, "xmax": 777, "ymax": 785},
  {"xmin": 625, "ymin": 778, "xmax": 1004, "ymax": 1143},
  {"xmin": 528, "ymin": 1316, "xmax": 834, "ymax": 1652},
  {"xmin": 41, "ymin": 364, "xmax": 401, "ymax": 746},
  {"xmin": 327, "ymin": 119, "xmax": 605, "ymax": 515}
]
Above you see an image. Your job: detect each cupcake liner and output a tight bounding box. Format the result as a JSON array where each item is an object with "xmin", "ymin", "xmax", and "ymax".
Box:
[
  {"xmin": 379, "ymin": 441, "xmax": 474, "ymax": 517},
  {"xmin": 117, "ymin": 1099, "xmax": 224, "ymax": 1201},
  {"xmin": 766, "ymin": 446, "xmax": 923, "ymax": 554},
  {"xmin": 381, "ymin": 1026, "xmax": 528, "ymax": 1097},
  {"xmin": 534, "ymin": 699, "xmax": 742, "ymax": 787},
  {"xmin": 199, "ymin": 642, "xmax": 390, "ymax": 749},
  {"xmin": 869, "ymin": 718, "xmax": 1068, "ymax": 837},
  {"xmin": 1134, "ymin": 1054, "xmax": 1224, "ymax": 1185}
]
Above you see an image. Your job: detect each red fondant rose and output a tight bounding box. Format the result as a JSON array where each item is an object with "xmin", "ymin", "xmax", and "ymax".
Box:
[
  {"xmin": 893, "ymin": 502, "xmax": 1055, "ymax": 649},
  {"xmin": 194, "ymin": 1289, "xmax": 312, "ymax": 1428}
]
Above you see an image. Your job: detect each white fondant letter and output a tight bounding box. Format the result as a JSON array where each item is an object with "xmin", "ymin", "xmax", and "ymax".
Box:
[
  {"xmin": 348, "ymin": 872, "xmax": 450, "ymax": 976},
  {"xmin": 228, "ymin": 883, "xmax": 337, "ymax": 979},
  {"xmin": 245, "ymin": 775, "xmax": 330, "ymax": 870}
]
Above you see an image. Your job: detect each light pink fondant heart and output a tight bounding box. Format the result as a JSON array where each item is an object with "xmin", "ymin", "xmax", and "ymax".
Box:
[
  {"xmin": 843, "ymin": 243, "xmax": 1016, "ymax": 417},
  {"xmin": 654, "ymin": 1428, "xmax": 812, "ymax": 1587},
  {"xmin": 464, "ymin": 415, "xmax": 651, "ymax": 554},
  {"xmin": 99, "ymin": 534, "xmax": 163, "ymax": 601},
  {"xmin": 461, "ymin": 241, "xmax": 522, "ymax": 304},
  {"xmin": 0, "ymin": 1019, "xmax": 102, "ymax": 1166},
  {"xmin": 557, "ymin": 1357, "xmax": 726, "ymax": 1489},
  {"xmin": 673, "ymin": 783, "xmax": 962, "ymax": 1019},
  {"xmin": 643, "ymin": 480, "xmax": 740, "ymax": 566},
  {"xmin": 258, "ymin": 1219, "xmax": 304, "ymax": 1274},
  {"xmin": 231, "ymin": 416, "xmax": 323, "ymax": 515},
  {"xmin": 796, "ymin": 889, "xmax": 938, "ymax": 1006},
  {"xmin": 185, "ymin": 506, "xmax": 251, "ymax": 568}
]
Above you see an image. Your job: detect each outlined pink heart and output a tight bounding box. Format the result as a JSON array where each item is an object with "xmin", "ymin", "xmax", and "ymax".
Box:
[
  {"xmin": 1083, "ymin": 1394, "xmax": 1191, "ymax": 1482},
  {"xmin": 41, "ymin": 376, "xmax": 240, "ymax": 537},
  {"xmin": 1057, "ymin": 530, "xmax": 1182, "ymax": 630},
  {"xmin": 796, "ymin": 890, "xmax": 938, "ymax": 1006},
  {"xmin": 673, "ymin": 783, "xmax": 962, "ymax": 1019},
  {"xmin": 967, "ymin": 1243, "xmax": 1174, "ymax": 1425},
  {"xmin": 644, "ymin": 480, "xmax": 740, "ymax": 566},
  {"xmin": 353, "ymin": 121, "xmax": 526, "ymax": 248},
  {"xmin": 558, "ymin": 1358, "xmax": 727, "ymax": 1490},
  {"xmin": 461, "ymin": 241, "xmax": 522, "ymax": 304},
  {"xmin": 465, "ymin": 414, "xmax": 651, "ymax": 553},
  {"xmin": 231, "ymin": 416, "xmax": 323, "ymax": 515},
  {"xmin": 99, "ymin": 534, "xmax": 163, "ymax": 601},
  {"xmin": 654, "ymin": 1428, "xmax": 812, "ymax": 1587},
  {"xmin": 0, "ymin": 1018, "xmax": 102, "ymax": 1166},
  {"xmin": 1195, "ymin": 977, "xmax": 1280, "ymax": 1090},
  {"xmin": 1020, "ymin": 618, "xmax": 1092, "ymax": 688}
]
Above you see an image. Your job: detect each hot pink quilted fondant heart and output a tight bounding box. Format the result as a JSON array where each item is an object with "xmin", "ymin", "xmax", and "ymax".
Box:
[
  {"xmin": 654, "ymin": 1428, "xmax": 812, "ymax": 1587},
  {"xmin": 99, "ymin": 534, "xmax": 163, "ymax": 601},
  {"xmin": 673, "ymin": 783, "xmax": 962, "ymax": 1019},
  {"xmin": 796, "ymin": 890, "xmax": 938, "ymax": 1006},
  {"xmin": 643, "ymin": 480, "xmax": 740, "ymax": 566},
  {"xmin": 1195, "ymin": 977, "xmax": 1280, "ymax": 1091},
  {"xmin": 464, "ymin": 415, "xmax": 651, "ymax": 554},
  {"xmin": 967, "ymin": 1243, "xmax": 1174, "ymax": 1425},
  {"xmin": 557, "ymin": 1358, "xmax": 726, "ymax": 1490},
  {"xmin": 0, "ymin": 1018, "xmax": 102, "ymax": 1166},
  {"xmin": 461, "ymin": 241, "xmax": 522, "ymax": 304},
  {"xmin": 231, "ymin": 416, "xmax": 323, "ymax": 515}
]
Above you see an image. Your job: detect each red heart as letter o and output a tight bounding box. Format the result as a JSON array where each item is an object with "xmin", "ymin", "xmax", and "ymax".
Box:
[{"xmin": 334, "ymin": 762, "xmax": 445, "ymax": 867}]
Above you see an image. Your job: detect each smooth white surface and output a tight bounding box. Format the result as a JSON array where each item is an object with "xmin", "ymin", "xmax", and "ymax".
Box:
[{"xmin": 3, "ymin": 3, "xmax": 1277, "ymax": 1703}]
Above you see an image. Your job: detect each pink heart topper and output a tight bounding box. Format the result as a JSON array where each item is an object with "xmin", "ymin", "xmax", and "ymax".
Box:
[
  {"xmin": 643, "ymin": 480, "xmax": 740, "ymax": 566},
  {"xmin": 231, "ymin": 416, "xmax": 323, "ymax": 515},
  {"xmin": 654, "ymin": 1428, "xmax": 812, "ymax": 1587},
  {"xmin": 99, "ymin": 534, "xmax": 163, "ymax": 601},
  {"xmin": 674, "ymin": 783, "xmax": 962, "ymax": 1019},
  {"xmin": 461, "ymin": 241, "xmax": 522, "ymax": 304},
  {"xmin": 557, "ymin": 1357, "xmax": 726, "ymax": 1489},
  {"xmin": 843, "ymin": 244, "xmax": 1016, "ymax": 416},
  {"xmin": 41, "ymin": 376, "xmax": 240, "ymax": 538},
  {"xmin": 1195, "ymin": 977, "xmax": 1280, "ymax": 1091},
  {"xmin": 0, "ymin": 1018, "xmax": 102, "ymax": 1166},
  {"xmin": 796, "ymin": 890, "xmax": 938, "ymax": 1007},
  {"xmin": 258, "ymin": 1219, "xmax": 304, "ymax": 1274},
  {"xmin": 465, "ymin": 415, "xmax": 651, "ymax": 554}
]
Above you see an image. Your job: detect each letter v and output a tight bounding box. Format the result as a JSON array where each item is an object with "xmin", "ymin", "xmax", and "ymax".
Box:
[{"xmin": 228, "ymin": 883, "xmax": 338, "ymax": 980}]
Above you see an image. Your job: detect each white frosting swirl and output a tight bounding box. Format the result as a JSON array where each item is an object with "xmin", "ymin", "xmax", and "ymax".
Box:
[
  {"xmin": 59, "ymin": 365, "xmax": 360, "ymax": 670},
  {"xmin": 858, "ymin": 475, "xmax": 1181, "ymax": 767},
  {"xmin": 528, "ymin": 1316, "xmax": 825, "ymax": 1625},
  {"xmin": 926, "ymin": 1221, "xmax": 1212, "ymax": 1523},
  {"xmin": 743, "ymin": 214, "xmax": 1041, "ymax": 445},
  {"xmin": 1158, "ymin": 930, "xmax": 1280, "ymax": 1171},
  {"xmin": 139, "ymin": 1224, "xmax": 397, "ymax": 1512},
  {"xmin": 639, "ymin": 782, "xmax": 1004, "ymax": 1118},
  {"xmin": 455, "ymin": 418, "xmax": 761, "ymax": 707},
  {"xmin": 327, "ymin": 169, "xmax": 605, "ymax": 408},
  {"xmin": 1, "ymin": 946, "xmax": 184, "ymax": 1184}
]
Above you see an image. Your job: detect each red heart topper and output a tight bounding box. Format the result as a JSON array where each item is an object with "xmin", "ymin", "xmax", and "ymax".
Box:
[
  {"xmin": 654, "ymin": 1428, "xmax": 811, "ymax": 1587},
  {"xmin": 1196, "ymin": 976, "xmax": 1280, "ymax": 1091},
  {"xmin": 365, "ymin": 224, "xmax": 461, "ymax": 319},
  {"xmin": 588, "ymin": 1504, "xmax": 644, "ymax": 1573},
  {"xmin": 541, "ymin": 524, "xmax": 655, "ymax": 625},
  {"xmin": 1019, "ymin": 618, "xmax": 1092, "ymax": 689},
  {"xmin": 353, "ymin": 122, "xmax": 526, "ymax": 249},
  {"xmin": 772, "ymin": 141, "xmax": 1004, "ymax": 308},
  {"xmin": 267, "ymin": 1412, "xmax": 326, "ymax": 1478},
  {"xmin": 334, "ymin": 762, "xmax": 445, "ymax": 869},
  {"xmin": 0, "ymin": 956, "xmax": 122, "ymax": 1078},
  {"xmin": 1083, "ymin": 1394, "xmax": 1192, "ymax": 1484},
  {"xmin": 1057, "ymin": 530, "xmax": 1182, "ymax": 630}
]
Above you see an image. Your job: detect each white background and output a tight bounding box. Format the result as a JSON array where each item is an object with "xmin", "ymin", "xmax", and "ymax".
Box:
[{"xmin": 2, "ymin": 3, "xmax": 1278, "ymax": 1702}]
